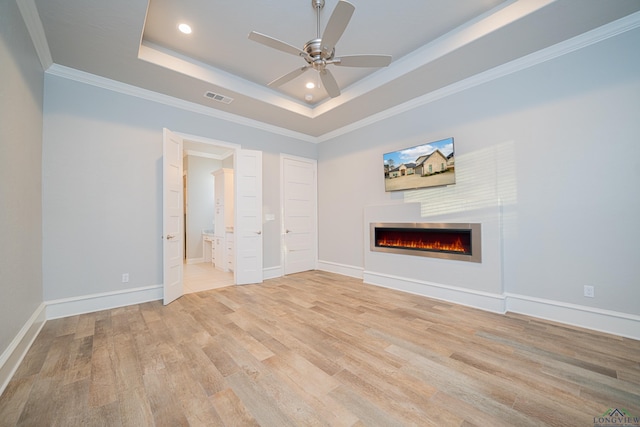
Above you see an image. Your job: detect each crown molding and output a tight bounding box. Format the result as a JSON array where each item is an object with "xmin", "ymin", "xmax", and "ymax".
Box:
[
  {"xmin": 318, "ymin": 10, "xmax": 640, "ymax": 142},
  {"xmin": 43, "ymin": 10, "xmax": 639, "ymax": 144},
  {"xmin": 16, "ymin": 0, "xmax": 53, "ymax": 70},
  {"xmin": 44, "ymin": 64, "xmax": 319, "ymax": 144}
]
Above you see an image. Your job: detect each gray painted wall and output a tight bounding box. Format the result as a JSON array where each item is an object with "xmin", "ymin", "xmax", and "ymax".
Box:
[
  {"xmin": 318, "ymin": 27, "xmax": 640, "ymax": 316},
  {"xmin": 42, "ymin": 74, "xmax": 317, "ymax": 301},
  {"xmin": 0, "ymin": 0, "xmax": 44, "ymax": 356}
]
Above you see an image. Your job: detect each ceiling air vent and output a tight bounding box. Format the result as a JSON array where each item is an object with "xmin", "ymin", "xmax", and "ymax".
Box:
[{"xmin": 204, "ymin": 91, "xmax": 233, "ymax": 104}]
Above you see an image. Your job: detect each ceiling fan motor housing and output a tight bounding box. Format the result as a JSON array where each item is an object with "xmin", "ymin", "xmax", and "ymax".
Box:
[{"xmin": 304, "ymin": 39, "xmax": 335, "ymax": 69}]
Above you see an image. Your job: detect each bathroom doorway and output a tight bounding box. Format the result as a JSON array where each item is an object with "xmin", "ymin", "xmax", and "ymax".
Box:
[{"xmin": 182, "ymin": 138, "xmax": 235, "ymax": 293}]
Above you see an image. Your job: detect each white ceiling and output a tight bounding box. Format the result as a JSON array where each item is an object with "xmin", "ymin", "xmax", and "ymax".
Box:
[{"xmin": 30, "ymin": 0, "xmax": 640, "ymax": 139}]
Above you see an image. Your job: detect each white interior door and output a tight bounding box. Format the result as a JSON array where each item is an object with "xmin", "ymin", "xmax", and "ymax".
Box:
[
  {"xmin": 282, "ymin": 155, "xmax": 317, "ymax": 275},
  {"xmin": 163, "ymin": 128, "xmax": 184, "ymax": 304},
  {"xmin": 235, "ymin": 149, "xmax": 263, "ymax": 285}
]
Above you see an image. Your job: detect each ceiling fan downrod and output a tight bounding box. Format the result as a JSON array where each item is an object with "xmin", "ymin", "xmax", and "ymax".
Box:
[
  {"xmin": 313, "ymin": 0, "xmax": 325, "ymax": 39},
  {"xmin": 306, "ymin": 0, "xmax": 332, "ymax": 70}
]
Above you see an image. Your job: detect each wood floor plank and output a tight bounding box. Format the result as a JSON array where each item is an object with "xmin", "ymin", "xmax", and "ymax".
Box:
[
  {"xmin": 512, "ymin": 390, "xmax": 599, "ymax": 427},
  {"xmin": 116, "ymin": 386, "xmax": 155, "ymax": 427},
  {"xmin": 334, "ymin": 346, "xmax": 439, "ymax": 417},
  {"xmin": 387, "ymin": 343, "xmax": 543, "ymax": 426},
  {"xmin": 15, "ymin": 377, "xmax": 63, "ymax": 426},
  {"xmin": 73, "ymin": 311, "xmax": 97, "ymax": 340},
  {"xmin": 618, "ymin": 367, "xmax": 640, "ymax": 385},
  {"xmin": 0, "ymin": 377, "xmax": 35, "ymax": 426},
  {"xmin": 333, "ymin": 368, "xmax": 434, "ymax": 426},
  {"xmin": 210, "ymin": 388, "xmax": 260, "ymax": 427},
  {"xmin": 1, "ymin": 270, "xmax": 639, "ymax": 426},
  {"xmin": 256, "ymin": 361, "xmax": 360, "ymax": 427},
  {"xmin": 9, "ymin": 342, "xmax": 49, "ymax": 381},
  {"xmin": 224, "ymin": 371, "xmax": 296, "ymax": 427},
  {"xmin": 88, "ymin": 400, "xmax": 123, "ymax": 427},
  {"xmin": 272, "ymin": 327, "xmax": 344, "ymax": 375},
  {"xmin": 88, "ymin": 337, "xmax": 118, "ymax": 408},
  {"xmin": 448, "ymin": 349, "xmax": 583, "ymax": 399},
  {"xmin": 262, "ymin": 351, "xmax": 340, "ymax": 397},
  {"xmin": 329, "ymin": 385, "xmax": 404, "ymax": 427},
  {"xmin": 252, "ymin": 370, "xmax": 329, "ymax": 426},
  {"xmin": 163, "ymin": 359, "xmax": 225, "ymax": 427},
  {"xmin": 111, "ymin": 333, "xmax": 141, "ymax": 384},
  {"xmin": 131, "ymin": 322, "xmax": 167, "ymax": 375},
  {"xmin": 223, "ymin": 322, "xmax": 275, "ymax": 361},
  {"xmin": 50, "ymin": 378, "xmax": 91, "ymax": 426},
  {"xmin": 38, "ymin": 334, "xmax": 74, "ymax": 379},
  {"xmin": 202, "ymin": 340, "xmax": 240, "ymax": 378},
  {"xmin": 430, "ymin": 391, "xmax": 515, "ymax": 427},
  {"xmin": 142, "ymin": 370, "xmax": 190, "ymax": 427},
  {"xmin": 181, "ymin": 341, "xmax": 227, "ymax": 397},
  {"xmin": 62, "ymin": 335, "xmax": 94, "ymax": 385},
  {"xmin": 53, "ymin": 315, "xmax": 80, "ymax": 338}
]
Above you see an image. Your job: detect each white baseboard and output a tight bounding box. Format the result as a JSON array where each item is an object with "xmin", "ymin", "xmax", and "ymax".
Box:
[
  {"xmin": 0, "ymin": 303, "xmax": 46, "ymax": 396},
  {"xmin": 45, "ymin": 285, "xmax": 163, "ymax": 320},
  {"xmin": 263, "ymin": 265, "xmax": 283, "ymax": 280},
  {"xmin": 186, "ymin": 257, "xmax": 205, "ymax": 265},
  {"xmin": 318, "ymin": 260, "xmax": 364, "ymax": 279},
  {"xmin": 363, "ymin": 270, "xmax": 506, "ymax": 313},
  {"xmin": 361, "ymin": 270, "xmax": 640, "ymax": 340},
  {"xmin": 506, "ymin": 293, "xmax": 640, "ymax": 341}
]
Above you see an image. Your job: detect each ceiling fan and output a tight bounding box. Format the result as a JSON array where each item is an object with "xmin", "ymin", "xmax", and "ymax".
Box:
[{"xmin": 248, "ymin": 0, "xmax": 392, "ymax": 98}]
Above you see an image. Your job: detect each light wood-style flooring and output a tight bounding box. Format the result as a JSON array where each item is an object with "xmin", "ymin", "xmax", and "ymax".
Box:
[{"xmin": 1, "ymin": 271, "xmax": 639, "ymax": 426}]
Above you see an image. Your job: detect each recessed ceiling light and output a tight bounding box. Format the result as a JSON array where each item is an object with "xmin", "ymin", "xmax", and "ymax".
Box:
[
  {"xmin": 306, "ymin": 82, "xmax": 315, "ymax": 89},
  {"xmin": 178, "ymin": 23, "xmax": 192, "ymax": 34}
]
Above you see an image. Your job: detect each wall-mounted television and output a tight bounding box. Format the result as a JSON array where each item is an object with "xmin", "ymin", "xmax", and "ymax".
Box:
[{"xmin": 383, "ymin": 137, "xmax": 455, "ymax": 192}]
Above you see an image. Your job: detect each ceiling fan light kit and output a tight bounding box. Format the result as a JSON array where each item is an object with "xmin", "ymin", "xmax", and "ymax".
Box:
[{"xmin": 248, "ymin": 0, "xmax": 392, "ymax": 99}]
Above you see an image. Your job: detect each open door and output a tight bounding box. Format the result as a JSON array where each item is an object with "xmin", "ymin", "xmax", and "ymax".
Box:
[
  {"xmin": 163, "ymin": 128, "xmax": 184, "ymax": 304},
  {"xmin": 235, "ymin": 149, "xmax": 263, "ymax": 285}
]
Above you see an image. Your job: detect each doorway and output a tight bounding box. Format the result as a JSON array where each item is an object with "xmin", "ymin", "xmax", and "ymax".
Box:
[
  {"xmin": 281, "ymin": 154, "xmax": 317, "ymax": 275},
  {"xmin": 182, "ymin": 138, "xmax": 236, "ymax": 293}
]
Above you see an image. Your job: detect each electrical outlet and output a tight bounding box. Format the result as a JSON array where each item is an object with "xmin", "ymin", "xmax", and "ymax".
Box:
[
  {"xmin": 584, "ymin": 285, "xmax": 594, "ymax": 298},
  {"xmin": 122, "ymin": 273, "xmax": 129, "ymax": 283}
]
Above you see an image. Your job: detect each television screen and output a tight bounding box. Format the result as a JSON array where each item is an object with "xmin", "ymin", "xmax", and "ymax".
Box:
[{"xmin": 383, "ymin": 137, "xmax": 455, "ymax": 192}]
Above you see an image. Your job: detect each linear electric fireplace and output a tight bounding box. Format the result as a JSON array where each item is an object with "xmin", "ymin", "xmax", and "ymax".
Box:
[{"xmin": 370, "ymin": 222, "xmax": 481, "ymax": 263}]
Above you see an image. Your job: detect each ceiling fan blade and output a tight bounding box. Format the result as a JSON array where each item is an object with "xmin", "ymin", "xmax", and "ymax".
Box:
[
  {"xmin": 320, "ymin": 69, "xmax": 341, "ymax": 98},
  {"xmin": 334, "ymin": 54, "xmax": 392, "ymax": 68},
  {"xmin": 248, "ymin": 31, "xmax": 309, "ymax": 59},
  {"xmin": 268, "ymin": 66, "xmax": 310, "ymax": 88},
  {"xmin": 320, "ymin": 0, "xmax": 355, "ymax": 56}
]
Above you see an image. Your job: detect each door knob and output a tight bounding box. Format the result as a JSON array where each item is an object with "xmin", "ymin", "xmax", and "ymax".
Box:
[
  {"xmin": 256, "ymin": 231, "xmax": 262, "ymax": 235},
  {"xmin": 166, "ymin": 234, "xmax": 176, "ymax": 240},
  {"xmin": 285, "ymin": 229, "xmax": 291, "ymax": 233}
]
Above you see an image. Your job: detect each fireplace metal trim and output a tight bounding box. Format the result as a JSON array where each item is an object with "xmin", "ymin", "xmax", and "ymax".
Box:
[{"xmin": 370, "ymin": 222, "xmax": 482, "ymax": 263}]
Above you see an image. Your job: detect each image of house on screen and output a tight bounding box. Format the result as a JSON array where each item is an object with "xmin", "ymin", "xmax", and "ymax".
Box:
[{"xmin": 383, "ymin": 137, "xmax": 455, "ymax": 191}]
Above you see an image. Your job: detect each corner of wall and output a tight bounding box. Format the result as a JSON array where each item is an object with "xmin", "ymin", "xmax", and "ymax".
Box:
[{"xmin": 0, "ymin": 303, "xmax": 47, "ymax": 396}]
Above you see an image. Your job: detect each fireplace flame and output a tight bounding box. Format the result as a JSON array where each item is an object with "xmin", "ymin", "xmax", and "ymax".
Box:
[{"xmin": 377, "ymin": 237, "xmax": 466, "ymax": 253}]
